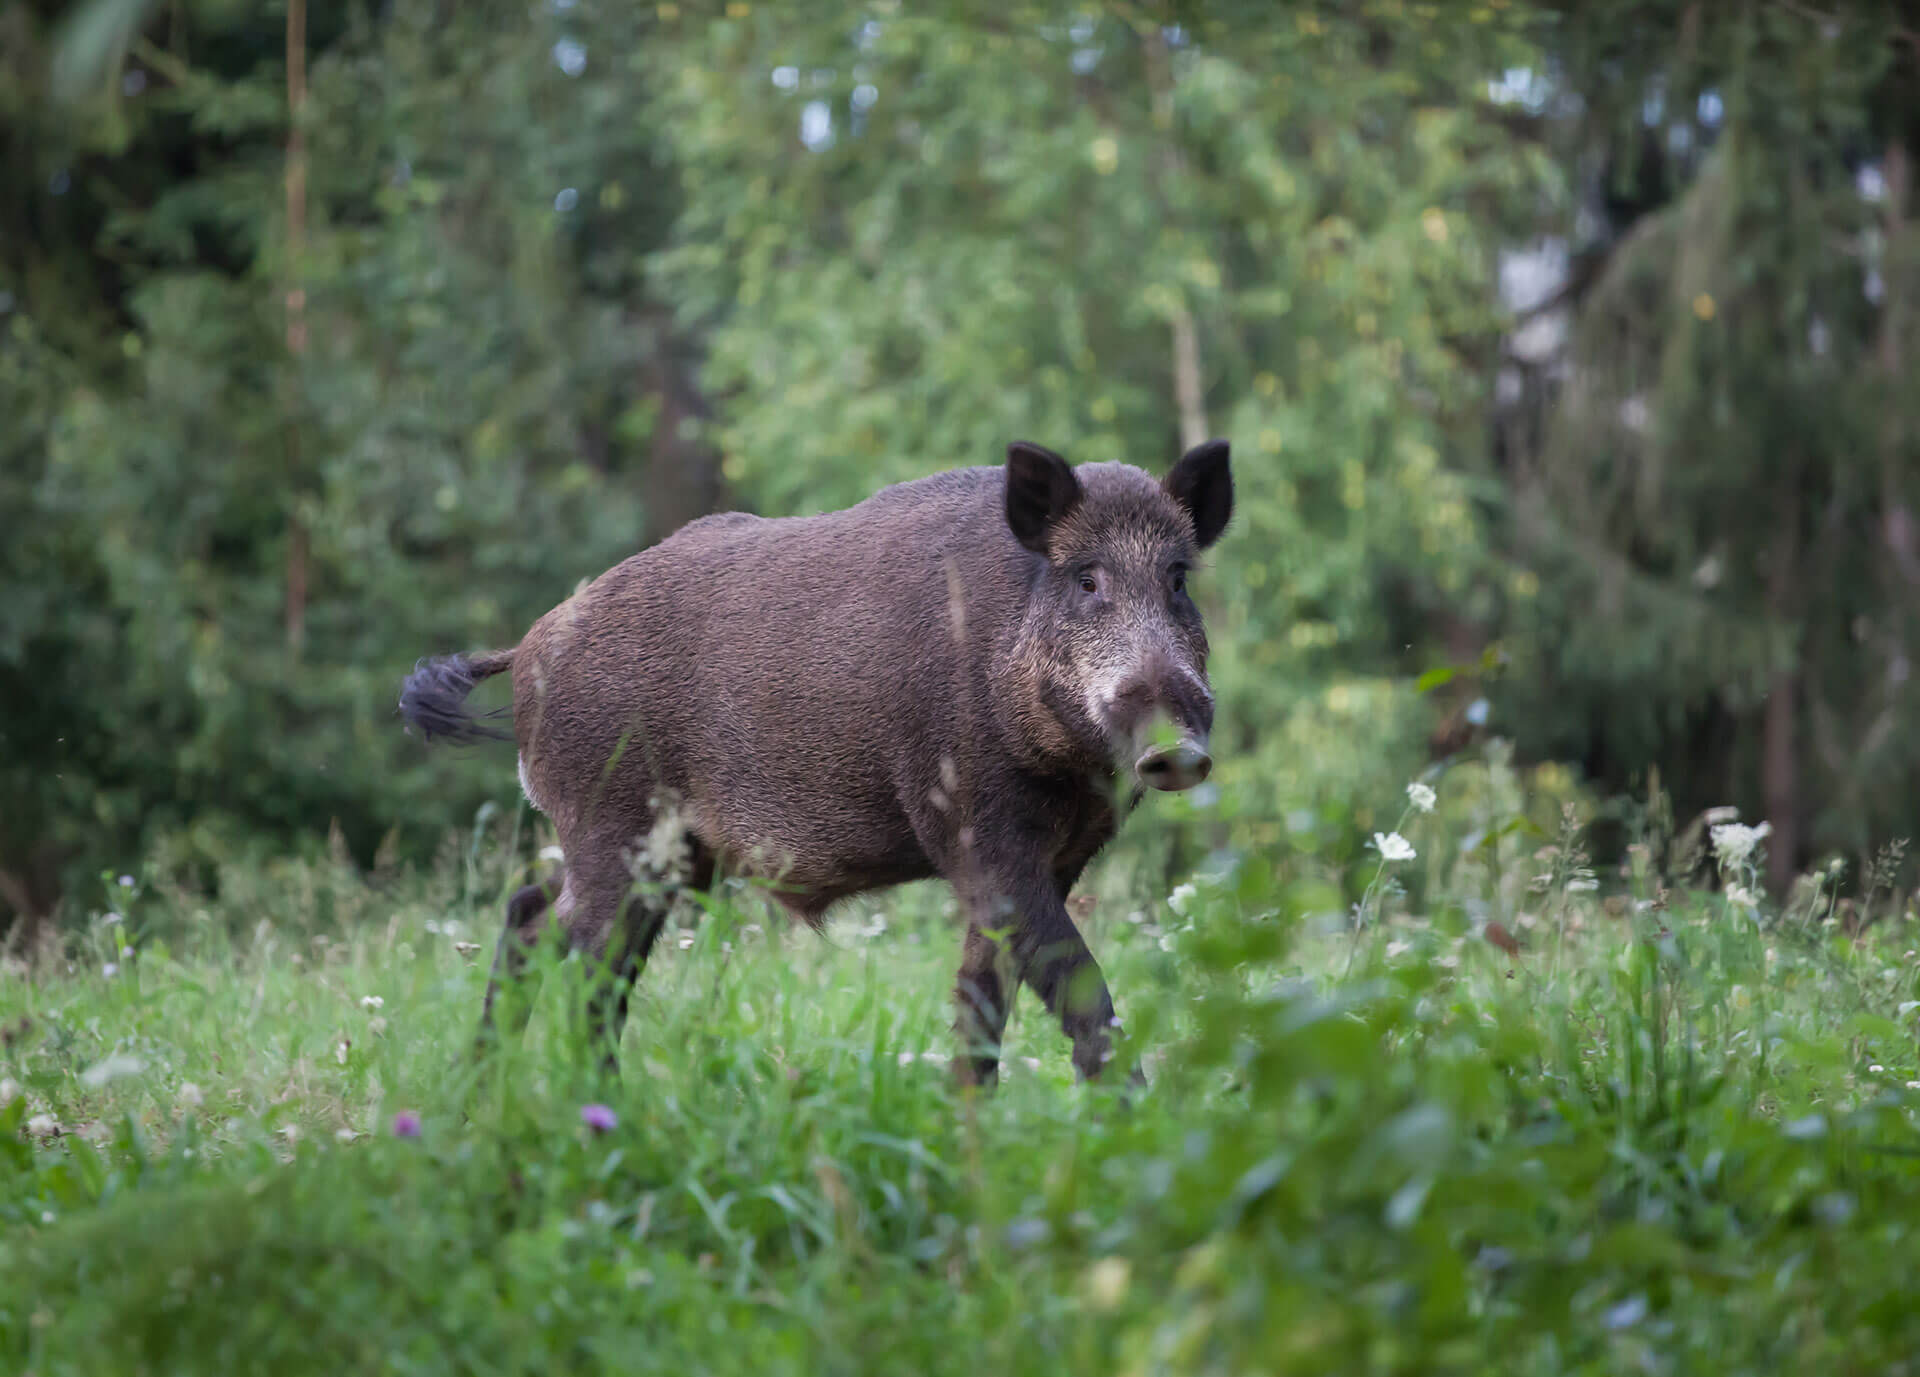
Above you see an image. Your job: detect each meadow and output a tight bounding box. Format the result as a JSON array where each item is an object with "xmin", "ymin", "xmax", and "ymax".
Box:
[{"xmin": 6, "ymin": 755, "xmax": 1920, "ymax": 1376}]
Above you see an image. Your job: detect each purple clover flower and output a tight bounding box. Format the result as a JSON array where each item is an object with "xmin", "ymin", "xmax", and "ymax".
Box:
[
  {"xmin": 580, "ymin": 1103, "xmax": 617, "ymax": 1133},
  {"xmin": 390, "ymin": 1110, "xmax": 422, "ymax": 1138}
]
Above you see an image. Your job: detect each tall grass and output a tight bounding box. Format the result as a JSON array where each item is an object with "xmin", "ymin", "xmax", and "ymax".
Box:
[{"xmin": 6, "ymin": 770, "xmax": 1920, "ymax": 1375}]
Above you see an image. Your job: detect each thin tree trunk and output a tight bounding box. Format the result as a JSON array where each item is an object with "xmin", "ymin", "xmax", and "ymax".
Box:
[
  {"xmin": 284, "ymin": 0, "xmax": 308, "ymax": 654},
  {"xmin": 1763, "ymin": 495, "xmax": 1800, "ymax": 895},
  {"xmin": 1142, "ymin": 26, "xmax": 1208, "ymax": 449},
  {"xmin": 1880, "ymin": 140, "xmax": 1914, "ymax": 584},
  {"xmin": 1169, "ymin": 307, "xmax": 1207, "ymax": 451},
  {"xmin": 0, "ymin": 866, "xmax": 38, "ymax": 953},
  {"xmin": 638, "ymin": 306, "xmax": 726, "ymax": 545}
]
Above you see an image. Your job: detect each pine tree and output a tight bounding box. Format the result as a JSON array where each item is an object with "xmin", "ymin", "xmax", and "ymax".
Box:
[{"xmin": 1497, "ymin": 3, "xmax": 1920, "ymax": 889}]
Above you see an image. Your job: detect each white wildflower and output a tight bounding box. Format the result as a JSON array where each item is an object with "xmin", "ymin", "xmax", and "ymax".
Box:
[
  {"xmin": 118, "ymin": 875, "xmax": 135, "ymax": 888},
  {"xmin": 1710, "ymin": 820, "xmax": 1772, "ymax": 867},
  {"xmin": 539, "ymin": 845, "xmax": 565, "ymax": 863},
  {"xmin": 102, "ymin": 962, "xmax": 118, "ymax": 979},
  {"xmin": 369, "ymin": 1016, "xmax": 388, "ymax": 1037},
  {"xmin": 80, "ymin": 1053, "xmax": 144, "ymax": 1087},
  {"xmin": 1373, "ymin": 832, "xmax": 1416, "ymax": 863},
  {"xmin": 1725, "ymin": 884, "xmax": 1760, "ymax": 910},
  {"xmin": 1167, "ymin": 882, "xmax": 1198, "ymax": 916},
  {"xmin": 1870, "ymin": 1064, "xmax": 1886, "ymax": 1074},
  {"xmin": 360, "ymin": 995, "xmax": 384, "ymax": 1011},
  {"xmin": 1566, "ymin": 878, "xmax": 1599, "ymax": 893},
  {"xmin": 0, "ymin": 1077, "xmax": 18, "ymax": 1106},
  {"xmin": 1406, "ymin": 782, "xmax": 1437, "ymax": 814},
  {"xmin": 26, "ymin": 1114, "xmax": 57, "ymax": 1138},
  {"xmin": 177, "ymin": 1082, "xmax": 204, "ymax": 1109},
  {"xmin": 1085, "ymin": 1256, "xmax": 1132, "ymax": 1310}
]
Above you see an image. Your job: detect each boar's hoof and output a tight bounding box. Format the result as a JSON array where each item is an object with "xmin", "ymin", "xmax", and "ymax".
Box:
[{"xmin": 1135, "ymin": 739, "xmax": 1212, "ymax": 792}]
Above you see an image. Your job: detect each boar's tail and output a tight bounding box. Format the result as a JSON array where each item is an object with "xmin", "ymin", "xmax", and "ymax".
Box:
[{"xmin": 397, "ymin": 648, "xmax": 516, "ymax": 745}]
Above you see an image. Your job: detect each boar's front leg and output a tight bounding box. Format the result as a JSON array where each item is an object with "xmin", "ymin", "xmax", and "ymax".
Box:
[{"xmin": 966, "ymin": 869, "xmax": 1123, "ymax": 1082}]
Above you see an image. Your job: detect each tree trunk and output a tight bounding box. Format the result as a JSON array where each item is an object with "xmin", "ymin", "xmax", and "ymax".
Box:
[
  {"xmin": 639, "ymin": 306, "xmax": 726, "ymax": 544},
  {"xmin": 0, "ymin": 865, "xmax": 39, "ymax": 955},
  {"xmin": 284, "ymin": 0, "xmax": 309, "ymax": 654},
  {"xmin": 1142, "ymin": 26, "xmax": 1208, "ymax": 449},
  {"xmin": 1879, "ymin": 141, "xmax": 1914, "ymax": 590},
  {"xmin": 1763, "ymin": 496, "xmax": 1800, "ymax": 895},
  {"xmin": 1169, "ymin": 306, "xmax": 1208, "ymax": 451}
]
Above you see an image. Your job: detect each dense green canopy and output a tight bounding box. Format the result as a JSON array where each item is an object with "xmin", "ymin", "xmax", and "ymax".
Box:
[{"xmin": 2, "ymin": 0, "xmax": 1915, "ymax": 930}]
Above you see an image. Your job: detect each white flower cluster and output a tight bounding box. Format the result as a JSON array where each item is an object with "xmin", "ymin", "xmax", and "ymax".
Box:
[
  {"xmin": 1710, "ymin": 820, "xmax": 1772, "ymax": 868},
  {"xmin": 1406, "ymin": 782, "xmax": 1437, "ymax": 814},
  {"xmin": 1373, "ymin": 832, "xmax": 1416, "ymax": 863}
]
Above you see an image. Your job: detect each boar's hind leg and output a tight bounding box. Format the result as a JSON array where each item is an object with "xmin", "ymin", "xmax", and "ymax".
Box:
[
  {"xmin": 570, "ymin": 834, "xmax": 716, "ymax": 1075},
  {"xmin": 952, "ymin": 922, "xmax": 1018, "ymax": 1089},
  {"xmin": 476, "ymin": 877, "xmax": 561, "ymax": 1056}
]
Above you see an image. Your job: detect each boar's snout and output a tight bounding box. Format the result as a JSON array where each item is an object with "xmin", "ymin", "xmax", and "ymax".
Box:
[
  {"xmin": 1135, "ymin": 735, "xmax": 1212, "ymax": 791},
  {"xmin": 1097, "ymin": 655, "xmax": 1215, "ymax": 792}
]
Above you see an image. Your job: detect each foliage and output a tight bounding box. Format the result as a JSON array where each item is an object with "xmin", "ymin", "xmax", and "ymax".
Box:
[{"xmin": 3, "ymin": 4, "xmax": 1917, "ymax": 922}]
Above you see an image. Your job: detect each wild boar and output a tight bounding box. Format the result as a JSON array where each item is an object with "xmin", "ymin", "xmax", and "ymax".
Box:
[{"xmin": 398, "ymin": 438, "xmax": 1232, "ymax": 1085}]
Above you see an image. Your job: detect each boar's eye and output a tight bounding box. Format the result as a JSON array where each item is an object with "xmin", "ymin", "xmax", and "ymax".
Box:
[
  {"xmin": 1077, "ymin": 568, "xmax": 1100, "ymax": 596},
  {"xmin": 1169, "ymin": 564, "xmax": 1189, "ymax": 595}
]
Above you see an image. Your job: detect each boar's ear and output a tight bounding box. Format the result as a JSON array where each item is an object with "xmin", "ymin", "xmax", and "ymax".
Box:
[
  {"xmin": 1164, "ymin": 439, "xmax": 1233, "ymax": 549},
  {"xmin": 1005, "ymin": 441, "xmax": 1083, "ymax": 555}
]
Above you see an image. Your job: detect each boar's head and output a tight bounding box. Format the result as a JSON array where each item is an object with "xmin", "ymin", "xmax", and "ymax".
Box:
[{"xmin": 1003, "ymin": 438, "xmax": 1233, "ymax": 792}]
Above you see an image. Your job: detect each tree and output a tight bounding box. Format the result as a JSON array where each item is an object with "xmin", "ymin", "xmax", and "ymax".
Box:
[
  {"xmin": 0, "ymin": 0, "xmax": 714, "ymax": 932},
  {"xmin": 651, "ymin": 1, "xmax": 1544, "ymax": 876},
  {"xmin": 1494, "ymin": 3, "xmax": 1920, "ymax": 890}
]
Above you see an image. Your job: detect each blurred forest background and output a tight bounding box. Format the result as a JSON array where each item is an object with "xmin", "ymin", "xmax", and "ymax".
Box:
[{"xmin": 2, "ymin": 0, "xmax": 1916, "ymax": 938}]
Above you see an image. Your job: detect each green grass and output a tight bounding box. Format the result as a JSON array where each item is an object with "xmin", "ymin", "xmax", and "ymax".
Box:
[{"xmin": 7, "ymin": 805, "xmax": 1920, "ymax": 1375}]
